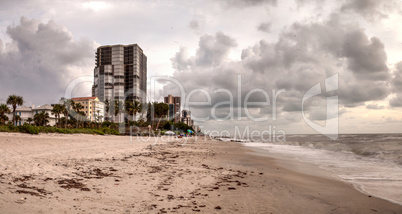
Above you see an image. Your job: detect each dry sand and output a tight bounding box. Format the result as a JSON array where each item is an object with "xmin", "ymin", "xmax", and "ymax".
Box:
[{"xmin": 0, "ymin": 132, "xmax": 401, "ymax": 213}]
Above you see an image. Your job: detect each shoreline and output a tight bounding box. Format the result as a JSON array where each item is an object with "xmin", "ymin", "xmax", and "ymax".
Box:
[
  {"xmin": 242, "ymin": 141, "xmax": 402, "ymax": 207},
  {"xmin": 0, "ymin": 133, "xmax": 401, "ymax": 213}
]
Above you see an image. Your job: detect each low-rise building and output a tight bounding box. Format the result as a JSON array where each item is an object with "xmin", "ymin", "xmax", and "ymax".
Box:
[
  {"xmin": 8, "ymin": 104, "xmax": 57, "ymax": 126},
  {"xmin": 33, "ymin": 104, "xmax": 57, "ymax": 126},
  {"xmin": 71, "ymin": 97, "xmax": 105, "ymax": 122}
]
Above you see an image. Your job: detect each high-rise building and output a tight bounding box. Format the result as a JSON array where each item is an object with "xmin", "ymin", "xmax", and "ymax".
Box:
[
  {"xmin": 181, "ymin": 109, "xmax": 193, "ymax": 127},
  {"xmin": 164, "ymin": 94, "xmax": 180, "ymax": 123},
  {"xmin": 93, "ymin": 44, "xmax": 147, "ymax": 122}
]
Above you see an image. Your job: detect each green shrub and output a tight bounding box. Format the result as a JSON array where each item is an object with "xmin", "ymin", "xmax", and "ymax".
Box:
[
  {"xmin": 18, "ymin": 124, "xmax": 40, "ymax": 134},
  {"xmin": 0, "ymin": 125, "xmax": 119, "ymax": 136}
]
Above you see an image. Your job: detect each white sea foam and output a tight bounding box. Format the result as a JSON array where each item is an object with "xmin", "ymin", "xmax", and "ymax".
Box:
[{"xmin": 243, "ymin": 134, "xmax": 402, "ymax": 205}]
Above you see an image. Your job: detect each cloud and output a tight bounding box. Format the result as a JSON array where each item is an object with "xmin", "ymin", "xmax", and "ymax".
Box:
[
  {"xmin": 0, "ymin": 17, "xmax": 97, "ymax": 105},
  {"xmin": 390, "ymin": 62, "xmax": 402, "ymax": 107},
  {"xmin": 257, "ymin": 22, "xmax": 271, "ymax": 33},
  {"xmin": 366, "ymin": 103, "xmax": 385, "ymax": 110},
  {"xmin": 165, "ymin": 14, "xmax": 392, "ymax": 128},
  {"xmin": 189, "ymin": 20, "xmax": 199, "ymax": 30},
  {"xmin": 343, "ymin": 31, "xmax": 388, "ymax": 80},
  {"xmin": 340, "ymin": 0, "xmax": 402, "ymax": 20},
  {"xmin": 194, "ymin": 32, "xmax": 237, "ymax": 67},
  {"xmin": 218, "ymin": 0, "xmax": 277, "ymax": 8}
]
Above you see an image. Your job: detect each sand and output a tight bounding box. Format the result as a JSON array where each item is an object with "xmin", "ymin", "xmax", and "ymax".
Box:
[{"xmin": 0, "ymin": 132, "xmax": 401, "ymax": 213}]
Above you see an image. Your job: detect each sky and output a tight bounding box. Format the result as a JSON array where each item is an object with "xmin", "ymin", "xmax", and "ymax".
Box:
[{"xmin": 0, "ymin": 0, "xmax": 402, "ymax": 135}]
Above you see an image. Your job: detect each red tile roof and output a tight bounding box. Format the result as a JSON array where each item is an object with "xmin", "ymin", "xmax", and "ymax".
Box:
[{"xmin": 71, "ymin": 97, "xmax": 98, "ymax": 101}]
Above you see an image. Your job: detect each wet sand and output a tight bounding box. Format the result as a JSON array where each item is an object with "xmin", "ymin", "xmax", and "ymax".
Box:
[{"xmin": 0, "ymin": 132, "xmax": 401, "ymax": 213}]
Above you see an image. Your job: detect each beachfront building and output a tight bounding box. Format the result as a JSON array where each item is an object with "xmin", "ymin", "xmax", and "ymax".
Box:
[
  {"xmin": 93, "ymin": 44, "xmax": 147, "ymax": 122},
  {"xmin": 33, "ymin": 105, "xmax": 57, "ymax": 126},
  {"xmin": 193, "ymin": 125, "xmax": 201, "ymax": 133},
  {"xmin": 164, "ymin": 94, "xmax": 181, "ymax": 123},
  {"xmin": 7, "ymin": 104, "xmax": 57, "ymax": 126},
  {"xmin": 71, "ymin": 97, "xmax": 105, "ymax": 122},
  {"xmin": 11, "ymin": 106, "xmax": 34, "ymax": 126},
  {"xmin": 181, "ymin": 109, "xmax": 194, "ymax": 127}
]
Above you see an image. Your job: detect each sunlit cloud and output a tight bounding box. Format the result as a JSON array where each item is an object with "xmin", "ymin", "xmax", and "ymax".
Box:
[{"xmin": 81, "ymin": 1, "xmax": 110, "ymax": 12}]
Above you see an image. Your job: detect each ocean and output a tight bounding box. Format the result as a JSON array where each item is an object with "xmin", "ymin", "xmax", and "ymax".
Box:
[{"xmin": 240, "ymin": 134, "xmax": 402, "ymax": 206}]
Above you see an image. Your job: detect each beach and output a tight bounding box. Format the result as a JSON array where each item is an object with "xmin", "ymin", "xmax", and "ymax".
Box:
[{"xmin": 0, "ymin": 133, "xmax": 401, "ymax": 213}]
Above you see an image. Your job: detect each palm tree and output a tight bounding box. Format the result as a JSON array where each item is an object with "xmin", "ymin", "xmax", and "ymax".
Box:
[
  {"xmin": 95, "ymin": 110, "xmax": 102, "ymax": 128},
  {"xmin": 6, "ymin": 95, "xmax": 23, "ymax": 126},
  {"xmin": 125, "ymin": 101, "xmax": 134, "ymax": 122},
  {"xmin": 133, "ymin": 101, "xmax": 142, "ymax": 121},
  {"xmin": 73, "ymin": 103, "xmax": 84, "ymax": 128},
  {"xmin": 27, "ymin": 117, "xmax": 33, "ymax": 125},
  {"xmin": 105, "ymin": 99, "xmax": 110, "ymax": 121},
  {"xmin": 0, "ymin": 104, "xmax": 11, "ymax": 125},
  {"xmin": 34, "ymin": 111, "xmax": 49, "ymax": 126},
  {"xmin": 125, "ymin": 100, "xmax": 142, "ymax": 122},
  {"xmin": 51, "ymin": 104, "xmax": 64, "ymax": 127},
  {"xmin": 114, "ymin": 100, "xmax": 123, "ymax": 123},
  {"xmin": 15, "ymin": 115, "xmax": 22, "ymax": 126},
  {"xmin": 61, "ymin": 105, "xmax": 68, "ymax": 129},
  {"xmin": 63, "ymin": 99, "xmax": 74, "ymax": 128},
  {"xmin": 78, "ymin": 111, "xmax": 86, "ymax": 128}
]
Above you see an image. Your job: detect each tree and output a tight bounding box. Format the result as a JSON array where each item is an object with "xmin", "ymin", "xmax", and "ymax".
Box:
[
  {"xmin": 34, "ymin": 111, "xmax": 49, "ymax": 126},
  {"xmin": 27, "ymin": 117, "xmax": 33, "ymax": 125},
  {"xmin": 105, "ymin": 99, "xmax": 110, "ymax": 121},
  {"xmin": 133, "ymin": 101, "xmax": 142, "ymax": 121},
  {"xmin": 6, "ymin": 95, "xmax": 23, "ymax": 126},
  {"xmin": 73, "ymin": 102, "xmax": 84, "ymax": 128},
  {"xmin": 61, "ymin": 105, "xmax": 68, "ymax": 129},
  {"xmin": 51, "ymin": 104, "xmax": 64, "ymax": 128},
  {"xmin": 15, "ymin": 115, "xmax": 22, "ymax": 126},
  {"xmin": 95, "ymin": 110, "xmax": 103, "ymax": 128},
  {"xmin": 125, "ymin": 100, "xmax": 142, "ymax": 122},
  {"xmin": 78, "ymin": 111, "xmax": 86, "ymax": 128},
  {"xmin": 114, "ymin": 100, "xmax": 123, "ymax": 123},
  {"xmin": 125, "ymin": 101, "xmax": 134, "ymax": 122},
  {"xmin": 0, "ymin": 104, "xmax": 11, "ymax": 125},
  {"xmin": 150, "ymin": 102, "xmax": 169, "ymax": 130},
  {"xmin": 63, "ymin": 99, "xmax": 74, "ymax": 128}
]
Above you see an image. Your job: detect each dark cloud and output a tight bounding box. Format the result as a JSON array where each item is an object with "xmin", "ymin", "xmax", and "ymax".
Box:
[
  {"xmin": 194, "ymin": 32, "xmax": 237, "ymax": 67},
  {"xmin": 390, "ymin": 62, "xmax": 402, "ymax": 107},
  {"xmin": 165, "ymin": 14, "xmax": 392, "ymax": 126},
  {"xmin": 340, "ymin": 0, "xmax": 402, "ymax": 20},
  {"xmin": 0, "ymin": 17, "xmax": 96, "ymax": 105},
  {"xmin": 257, "ymin": 22, "xmax": 271, "ymax": 33},
  {"xmin": 343, "ymin": 31, "xmax": 388, "ymax": 80}
]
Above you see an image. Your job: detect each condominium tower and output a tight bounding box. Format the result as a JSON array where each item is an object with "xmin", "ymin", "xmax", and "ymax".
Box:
[
  {"xmin": 164, "ymin": 94, "xmax": 181, "ymax": 123},
  {"xmin": 93, "ymin": 44, "xmax": 147, "ymax": 122}
]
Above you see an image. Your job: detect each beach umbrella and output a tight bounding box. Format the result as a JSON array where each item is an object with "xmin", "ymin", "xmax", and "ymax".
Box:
[{"xmin": 187, "ymin": 129, "xmax": 194, "ymax": 133}]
